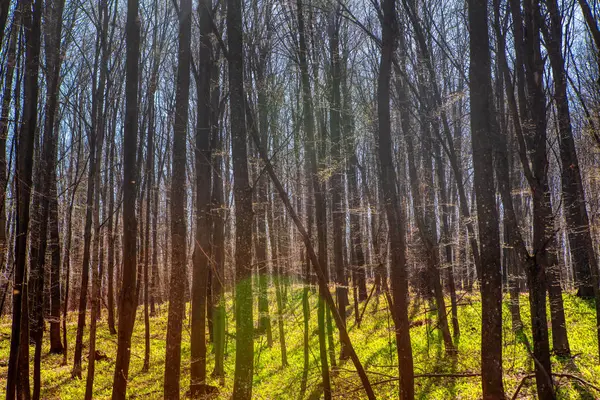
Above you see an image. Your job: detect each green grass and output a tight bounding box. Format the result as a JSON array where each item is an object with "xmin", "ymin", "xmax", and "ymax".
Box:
[{"xmin": 1, "ymin": 285, "xmax": 599, "ymax": 399}]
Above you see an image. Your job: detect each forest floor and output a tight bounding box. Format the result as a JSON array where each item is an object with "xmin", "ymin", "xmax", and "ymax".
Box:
[{"xmin": 1, "ymin": 286, "xmax": 600, "ymax": 399}]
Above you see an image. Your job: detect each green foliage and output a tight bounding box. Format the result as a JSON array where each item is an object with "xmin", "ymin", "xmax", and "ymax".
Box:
[{"xmin": 1, "ymin": 288, "xmax": 598, "ymax": 399}]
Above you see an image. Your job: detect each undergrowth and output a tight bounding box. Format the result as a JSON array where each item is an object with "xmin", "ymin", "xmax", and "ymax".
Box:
[{"xmin": 1, "ymin": 285, "xmax": 599, "ymax": 399}]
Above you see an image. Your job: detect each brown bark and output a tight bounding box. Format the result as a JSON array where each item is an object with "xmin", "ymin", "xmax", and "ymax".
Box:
[
  {"xmin": 72, "ymin": 0, "xmax": 109, "ymax": 377},
  {"xmin": 42, "ymin": 0, "xmax": 66, "ymax": 358},
  {"xmin": 6, "ymin": 0, "xmax": 42, "ymax": 397},
  {"xmin": 296, "ymin": 0, "xmax": 331, "ymax": 395},
  {"xmin": 378, "ymin": 1, "xmax": 414, "ymax": 398},
  {"xmin": 508, "ymin": 0, "xmax": 557, "ymax": 396},
  {"xmin": 84, "ymin": 2, "xmax": 110, "ymax": 394},
  {"xmin": 0, "ymin": 2, "xmax": 19, "ymax": 291},
  {"xmin": 397, "ymin": 33, "xmax": 454, "ymax": 353},
  {"xmin": 111, "ymin": 0, "xmax": 140, "ymax": 396},
  {"xmin": 190, "ymin": 0, "xmax": 213, "ymax": 393},
  {"xmin": 468, "ymin": 0, "xmax": 505, "ymax": 397},
  {"xmin": 162, "ymin": 0, "xmax": 191, "ymax": 397},
  {"xmin": 228, "ymin": 0, "xmax": 254, "ymax": 396},
  {"xmin": 253, "ymin": 11, "xmax": 273, "ymax": 345},
  {"xmin": 543, "ymin": 0, "xmax": 600, "ymax": 358},
  {"xmin": 30, "ymin": 0, "xmax": 67, "ymax": 392},
  {"xmin": 328, "ymin": 7, "xmax": 349, "ymax": 361},
  {"xmin": 106, "ymin": 104, "xmax": 118, "ymax": 335},
  {"xmin": 210, "ymin": 66, "xmax": 226, "ymax": 381}
]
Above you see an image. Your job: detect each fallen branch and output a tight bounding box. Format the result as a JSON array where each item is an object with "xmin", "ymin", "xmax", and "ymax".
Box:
[
  {"xmin": 414, "ymin": 373, "xmax": 481, "ymax": 378},
  {"xmin": 510, "ymin": 373, "xmax": 600, "ymax": 400},
  {"xmin": 552, "ymin": 373, "xmax": 600, "ymax": 394},
  {"xmin": 510, "ymin": 374, "xmax": 534, "ymax": 400},
  {"xmin": 356, "ymin": 284, "xmax": 377, "ymax": 327}
]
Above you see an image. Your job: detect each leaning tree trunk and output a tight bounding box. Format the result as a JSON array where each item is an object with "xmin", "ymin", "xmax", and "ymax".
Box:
[{"xmin": 544, "ymin": 0, "xmax": 600, "ymax": 357}]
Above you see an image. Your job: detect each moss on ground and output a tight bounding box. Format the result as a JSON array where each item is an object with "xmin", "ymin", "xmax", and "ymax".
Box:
[{"xmin": 1, "ymin": 286, "xmax": 599, "ymax": 399}]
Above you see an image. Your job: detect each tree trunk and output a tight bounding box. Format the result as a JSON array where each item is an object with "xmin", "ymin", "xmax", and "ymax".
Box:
[
  {"xmin": 72, "ymin": 0, "xmax": 109, "ymax": 377},
  {"xmin": 508, "ymin": 0, "xmax": 556, "ymax": 396},
  {"xmin": 42, "ymin": 0, "xmax": 66, "ymax": 358},
  {"xmin": 106, "ymin": 106, "xmax": 118, "ymax": 335},
  {"xmin": 190, "ymin": 1, "xmax": 213, "ymax": 393},
  {"xmin": 6, "ymin": 0, "xmax": 42, "ymax": 397},
  {"xmin": 254, "ymin": 24, "xmax": 273, "ymax": 345},
  {"xmin": 162, "ymin": 0, "xmax": 191, "ymax": 397},
  {"xmin": 378, "ymin": 1, "xmax": 414, "ymax": 398},
  {"xmin": 398, "ymin": 53, "xmax": 454, "ymax": 353},
  {"xmin": 269, "ymin": 184, "xmax": 288, "ymax": 367},
  {"xmin": 228, "ymin": 0, "xmax": 254, "ymax": 397},
  {"xmin": 328, "ymin": 8, "xmax": 349, "ymax": 361},
  {"xmin": 543, "ymin": 0, "xmax": 600, "ymax": 357},
  {"xmin": 0, "ymin": 3, "xmax": 19, "ymax": 304},
  {"xmin": 111, "ymin": 0, "xmax": 140, "ymax": 397},
  {"xmin": 296, "ymin": 0, "xmax": 331, "ymax": 395},
  {"xmin": 467, "ymin": 0, "xmax": 505, "ymax": 397},
  {"xmin": 30, "ymin": 0, "xmax": 69, "ymax": 391},
  {"xmin": 211, "ymin": 126, "xmax": 226, "ymax": 381}
]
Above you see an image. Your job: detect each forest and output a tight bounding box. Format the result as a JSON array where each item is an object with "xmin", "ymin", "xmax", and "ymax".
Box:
[{"xmin": 1, "ymin": 0, "xmax": 600, "ymax": 398}]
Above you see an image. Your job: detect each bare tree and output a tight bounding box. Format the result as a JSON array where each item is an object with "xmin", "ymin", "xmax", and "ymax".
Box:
[
  {"xmin": 111, "ymin": 0, "xmax": 140, "ymax": 396},
  {"xmin": 467, "ymin": 0, "xmax": 505, "ymax": 396},
  {"xmin": 378, "ymin": 1, "xmax": 414, "ymax": 398},
  {"xmin": 163, "ymin": 0, "xmax": 192, "ymax": 397},
  {"xmin": 6, "ymin": 0, "xmax": 42, "ymax": 397}
]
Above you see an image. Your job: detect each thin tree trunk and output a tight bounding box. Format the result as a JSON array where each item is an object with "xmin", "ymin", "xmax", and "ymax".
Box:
[
  {"xmin": 72, "ymin": 0, "xmax": 109, "ymax": 376},
  {"xmin": 398, "ymin": 59, "xmax": 454, "ymax": 353},
  {"xmin": 296, "ymin": 0, "xmax": 331, "ymax": 395},
  {"xmin": 106, "ymin": 103, "xmax": 118, "ymax": 335},
  {"xmin": 84, "ymin": 1, "xmax": 109, "ymax": 393},
  {"xmin": 211, "ymin": 126, "xmax": 226, "ymax": 381},
  {"xmin": 328, "ymin": 7, "xmax": 350, "ymax": 361},
  {"xmin": 269, "ymin": 183, "xmax": 288, "ymax": 367},
  {"xmin": 247, "ymin": 86, "xmax": 377, "ymax": 400},
  {"xmin": 190, "ymin": 1, "xmax": 213, "ymax": 393}
]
